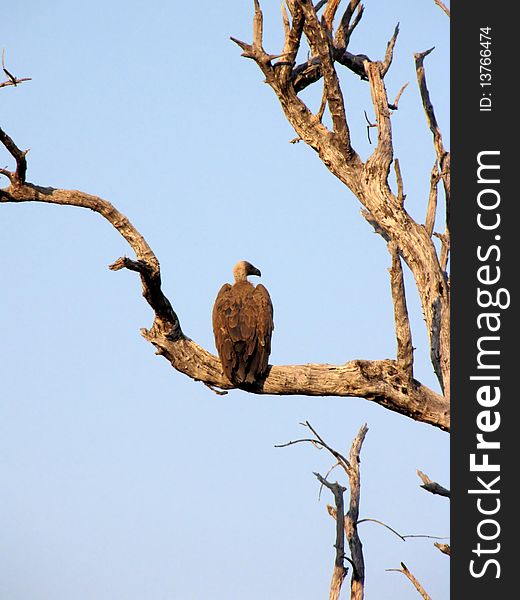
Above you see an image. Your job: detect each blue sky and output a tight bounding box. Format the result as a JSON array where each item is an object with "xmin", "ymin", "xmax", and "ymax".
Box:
[{"xmin": 1, "ymin": 1, "xmax": 449, "ymax": 598}]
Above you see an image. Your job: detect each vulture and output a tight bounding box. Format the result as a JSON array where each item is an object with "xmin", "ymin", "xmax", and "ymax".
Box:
[{"xmin": 212, "ymin": 260, "xmax": 274, "ymax": 386}]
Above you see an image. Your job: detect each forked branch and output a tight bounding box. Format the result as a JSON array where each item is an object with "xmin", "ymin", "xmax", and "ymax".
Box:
[
  {"xmin": 387, "ymin": 563, "xmax": 432, "ymax": 600},
  {"xmin": 0, "ymin": 49, "xmax": 32, "ymax": 89},
  {"xmin": 0, "ymin": 132, "xmax": 449, "ymax": 429},
  {"xmin": 388, "ymin": 242, "xmax": 414, "ymax": 378},
  {"xmin": 278, "ymin": 422, "xmax": 368, "ymax": 600}
]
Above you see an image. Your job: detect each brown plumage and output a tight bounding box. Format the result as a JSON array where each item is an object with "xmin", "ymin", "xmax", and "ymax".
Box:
[{"xmin": 212, "ymin": 261, "xmax": 274, "ymax": 386}]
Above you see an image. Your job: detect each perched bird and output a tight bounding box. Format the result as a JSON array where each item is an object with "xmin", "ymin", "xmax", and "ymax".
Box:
[{"xmin": 212, "ymin": 260, "xmax": 274, "ymax": 386}]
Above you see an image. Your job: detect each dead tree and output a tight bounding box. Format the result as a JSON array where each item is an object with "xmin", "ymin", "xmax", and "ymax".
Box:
[
  {"xmin": 277, "ymin": 422, "xmax": 449, "ymax": 599},
  {"xmin": 277, "ymin": 422, "xmax": 368, "ymax": 600},
  {"xmin": 0, "ymin": 1, "xmax": 449, "ymax": 432},
  {"xmin": 230, "ymin": 0, "xmax": 450, "ymax": 422}
]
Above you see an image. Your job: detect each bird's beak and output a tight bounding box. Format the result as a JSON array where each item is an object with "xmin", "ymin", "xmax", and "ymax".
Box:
[{"xmin": 252, "ymin": 267, "xmax": 261, "ymax": 277}]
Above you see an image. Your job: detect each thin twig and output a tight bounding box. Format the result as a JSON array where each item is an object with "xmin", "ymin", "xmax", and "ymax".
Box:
[
  {"xmin": 0, "ymin": 126, "xmax": 28, "ymax": 184},
  {"xmin": 387, "ymin": 563, "xmax": 432, "ymax": 600},
  {"xmin": 344, "ymin": 424, "xmax": 368, "ymax": 600},
  {"xmin": 345, "ymin": 3, "xmax": 364, "ymax": 45},
  {"xmin": 434, "ymin": 542, "xmax": 451, "ymax": 556},
  {"xmin": 357, "ymin": 518, "xmax": 406, "ymax": 541},
  {"xmin": 414, "ymin": 46, "xmax": 450, "ymax": 279},
  {"xmin": 394, "ymin": 158, "xmax": 405, "ymax": 205},
  {"xmin": 252, "ymin": 0, "xmax": 264, "ymax": 54},
  {"xmin": 417, "ymin": 469, "xmax": 450, "ymax": 498},
  {"xmin": 322, "ymin": 0, "xmax": 341, "ymax": 31}
]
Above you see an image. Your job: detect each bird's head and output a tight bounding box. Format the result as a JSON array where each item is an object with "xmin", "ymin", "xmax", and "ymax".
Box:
[{"xmin": 233, "ymin": 260, "xmax": 261, "ymax": 282}]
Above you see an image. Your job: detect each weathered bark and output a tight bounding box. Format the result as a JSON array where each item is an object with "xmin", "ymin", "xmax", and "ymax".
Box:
[
  {"xmin": 342, "ymin": 424, "xmax": 368, "ymax": 600},
  {"xmin": 388, "ymin": 563, "xmax": 432, "ymax": 600},
  {"xmin": 0, "ymin": 170, "xmax": 449, "ymax": 430},
  {"xmin": 231, "ymin": 0, "xmax": 451, "ymax": 401},
  {"xmin": 315, "ymin": 473, "xmax": 348, "ymax": 600}
]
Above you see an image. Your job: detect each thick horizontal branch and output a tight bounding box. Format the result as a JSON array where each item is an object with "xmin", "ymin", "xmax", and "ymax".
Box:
[
  {"xmin": 1, "ymin": 179, "xmax": 449, "ymax": 431},
  {"xmin": 234, "ymin": 4, "xmax": 451, "ymax": 401},
  {"xmin": 148, "ymin": 331, "xmax": 449, "ymax": 430},
  {"xmin": 387, "ymin": 563, "xmax": 432, "ymax": 600}
]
